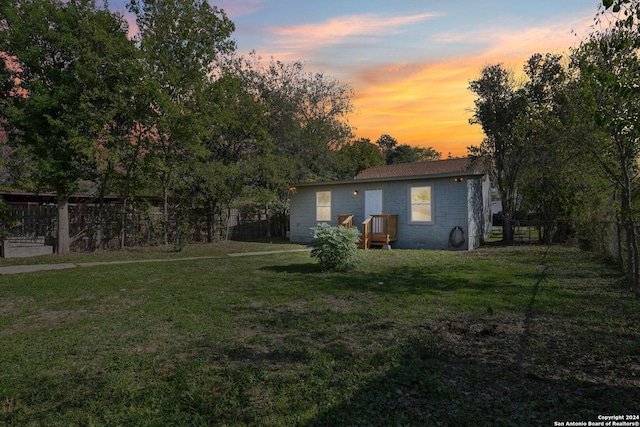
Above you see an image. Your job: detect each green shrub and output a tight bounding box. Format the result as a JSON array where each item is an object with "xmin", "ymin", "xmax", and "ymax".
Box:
[
  {"xmin": 310, "ymin": 223, "xmax": 361, "ymax": 271},
  {"xmin": 173, "ymin": 222, "xmax": 193, "ymax": 252}
]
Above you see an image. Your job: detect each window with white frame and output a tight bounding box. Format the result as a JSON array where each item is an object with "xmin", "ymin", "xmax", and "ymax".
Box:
[
  {"xmin": 316, "ymin": 191, "xmax": 331, "ymax": 222},
  {"xmin": 409, "ymin": 185, "xmax": 432, "ymax": 223}
]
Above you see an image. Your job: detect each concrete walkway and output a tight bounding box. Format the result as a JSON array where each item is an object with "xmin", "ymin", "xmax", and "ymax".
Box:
[{"xmin": 0, "ymin": 248, "xmax": 311, "ymax": 275}]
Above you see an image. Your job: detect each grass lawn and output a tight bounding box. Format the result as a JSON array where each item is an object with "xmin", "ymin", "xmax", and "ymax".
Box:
[{"xmin": 1, "ymin": 243, "xmax": 639, "ymax": 426}]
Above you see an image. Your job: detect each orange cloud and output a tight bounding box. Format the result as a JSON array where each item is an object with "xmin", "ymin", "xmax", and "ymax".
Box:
[
  {"xmin": 348, "ymin": 13, "xmax": 594, "ymax": 157},
  {"xmin": 235, "ymin": 5, "xmax": 596, "ymax": 158},
  {"xmin": 267, "ymin": 12, "xmax": 440, "ymax": 50},
  {"xmin": 350, "ymin": 58, "xmax": 484, "ymax": 157}
]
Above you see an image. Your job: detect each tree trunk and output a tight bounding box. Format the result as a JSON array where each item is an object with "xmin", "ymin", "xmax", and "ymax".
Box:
[
  {"xmin": 57, "ymin": 195, "xmax": 70, "ymax": 254},
  {"xmin": 226, "ymin": 206, "xmax": 232, "ymax": 241},
  {"xmin": 163, "ymin": 185, "xmax": 169, "ymax": 246},
  {"xmin": 265, "ymin": 205, "xmax": 271, "ymax": 238},
  {"xmin": 499, "ymin": 181, "xmax": 516, "ymax": 245},
  {"xmin": 502, "ymin": 218, "xmax": 513, "ymax": 244},
  {"xmin": 206, "ymin": 207, "xmax": 213, "ymax": 243},
  {"xmin": 620, "ymin": 183, "xmax": 639, "ymax": 296},
  {"xmin": 631, "ymin": 222, "xmax": 640, "ymax": 299},
  {"xmin": 616, "ymin": 213, "xmax": 624, "ymax": 274},
  {"xmin": 120, "ymin": 198, "xmax": 127, "ymax": 250},
  {"xmin": 95, "ymin": 170, "xmax": 110, "ymax": 252},
  {"xmin": 95, "ymin": 219, "xmax": 102, "ymax": 251}
]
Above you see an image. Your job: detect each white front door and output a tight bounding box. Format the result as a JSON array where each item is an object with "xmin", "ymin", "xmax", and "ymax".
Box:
[{"xmin": 364, "ymin": 190, "xmax": 383, "ymax": 233}]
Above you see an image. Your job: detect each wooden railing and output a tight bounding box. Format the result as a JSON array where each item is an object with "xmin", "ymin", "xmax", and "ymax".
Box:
[
  {"xmin": 338, "ymin": 214, "xmax": 398, "ymax": 249},
  {"xmin": 362, "ymin": 214, "xmax": 398, "ymax": 249},
  {"xmin": 362, "ymin": 216, "xmax": 372, "ymax": 249},
  {"xmin": 337, "ymin": 214, "xmax": 354, "ymax": 228}
]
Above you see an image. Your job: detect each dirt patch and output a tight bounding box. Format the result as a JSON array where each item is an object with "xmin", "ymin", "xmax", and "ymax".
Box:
[
  {"xmin": 0, "ymin": 296, "xmax": 34, "ymax": 316},
  {"xmin": 0, "ymin": 309, "xmax": 91, "ymax": 338}
]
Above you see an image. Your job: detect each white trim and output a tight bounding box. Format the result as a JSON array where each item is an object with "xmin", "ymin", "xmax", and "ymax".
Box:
[
  {"xmin": 407, "ymin": 184, "xmax": 434, "ymax": 224},
  {"xmin": 316, "ymin": 190, "xmax": 331, "ymax": 222}
]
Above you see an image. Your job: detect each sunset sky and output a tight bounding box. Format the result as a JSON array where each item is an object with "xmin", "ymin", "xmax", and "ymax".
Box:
[{"xmin": 109, "ymin": 0, "xmax": 601, "ymax": 157}]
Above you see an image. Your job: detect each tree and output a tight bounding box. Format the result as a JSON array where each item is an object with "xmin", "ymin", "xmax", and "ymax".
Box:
[
  {"xmin": 516, "ymin": 53, "xmax": 575, "ymax": 243},
  {"xmin": 516, "ymin": 53, "xmax": 610, "ymax": 247},
  {"xmin": 247, "ymin": 58, "xmax": 354, "ymax": 183},
  {"xmin": 375, "ymin": 133, "xmax": 440, "ymax": 165},
  {"xmin": 599, "ymin": 0, "xmax": 640, "ymax": 28},
  {"xmin": 1, "ymin": 0, "xmax": 141, "ymax": 253},
  {"xmin": 375, "ymin": 134, "xmax": 398, "ymax": 161},
  {"xmin": 415, "ymin": 146, "xmax": 442, "ymax": 162},
  {"xmin": 337, "ymin": 138, "xmax": 384, "ymax": 179},
  {"xmin": 573, "ymin": 27, "xmax": 640, "ymax": 297},
  {"xmin": 209, "ymin": 55, "xmax": 355, "ymax": 239},
  {"xmin": 468, "ymin": 64, "xmax": 528, "ymax": 244},
  {"xmin": 128, "ymin": 0, "xmax": 236, "ymax": 244}
]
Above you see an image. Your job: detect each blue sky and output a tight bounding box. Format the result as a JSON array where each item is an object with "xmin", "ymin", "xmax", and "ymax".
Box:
[{"xmin": 108, "ymin": 0, "xmax": 600, "ymax": 156}]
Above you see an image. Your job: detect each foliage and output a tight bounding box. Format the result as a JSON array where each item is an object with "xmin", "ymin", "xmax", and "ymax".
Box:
[
  {"xmin": 515, "ymin": 53, "xmax": 605, "ymax": 244},
  {"xmin": 414, "ymin": 145, "xmax": 442, "ymax": 161},
  {"xmin": 336, "ymin": 138, "xmax": 385, "ymax": 179},
  {"xmin": 374, "ymin": 134, "xmax": 441, "ymax": 165},
  {"xmin": 572, "ymin": 21, "xmax": 640, "ymax": 296},
  {"xmin": 197, "ymin": 55, "xmax": 358, "ymax": 238},
  {"xmin": 469, "ymin": 64, "xmax": 528, "ymax": 245},
  {"xmin": 0, "ymin": 244, "xmax": 638, "ymax": 425},
  {"xmin": 0, "ymin": 0, "xmax": 141, "ymax": 253},
  {"xmin": 0, "ymin": 142, "xmax": 35, "ymax": 192},
  {"xmin": 375, "ymin": 133, "xmax": 399, "ymax": 159},
  {"xmin": 310, "ymin": 222, "xmax": 361, "ymax": 271},
  {"xmin": 0, "ymin": 0, "xmax": 362, "ymax": 251},
  {"xmin": 600, "ymin": 0, "xmax": 640, "ymax": 28},
  {"xmin": 172, "ymin": 222, "xmax": 192, "ymax": 252},
  {"xmin": 128, "ymin": 0, "xmax": 236, "ymax": 244},
  {"xmin": 235, "ymin": 56, "xmax": 355, "ymax": 184}
]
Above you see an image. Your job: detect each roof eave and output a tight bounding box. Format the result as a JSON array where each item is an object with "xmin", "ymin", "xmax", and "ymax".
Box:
[{"xmin": 292, "ymin": 170, "xmax": 487, "ymax": 187}]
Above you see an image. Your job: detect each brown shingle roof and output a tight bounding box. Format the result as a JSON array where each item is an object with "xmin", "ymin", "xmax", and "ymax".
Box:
[{"xmin": 355, "ymin": 157, "xmax": 485, "ymax": 180}]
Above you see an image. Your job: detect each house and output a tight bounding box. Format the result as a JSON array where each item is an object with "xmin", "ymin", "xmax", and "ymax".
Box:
[{"xmin": 289, "ymin": 157, "xmax": 492, "ymax": 250}]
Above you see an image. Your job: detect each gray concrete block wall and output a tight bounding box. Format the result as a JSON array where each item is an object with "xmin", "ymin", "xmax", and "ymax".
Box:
[
  {"xmin": 290, "ymin": 175, "xmax": 488, "ymax": 250},
  {"xmin": 290, "ymin": 187, "xmax": 317, "ymax": 243},
  {"xmin": 290, "ymin": 182, "xmax": 364, "ymax": 243},
  {"xmin": 394, "ymin": 178, "xmax": 469, "ymax": 250}
]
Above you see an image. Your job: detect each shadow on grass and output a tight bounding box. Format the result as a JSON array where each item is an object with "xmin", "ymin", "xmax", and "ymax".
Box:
[
  {"xmin": 261, "ymin": 263, "xmax": 324, "ymax": 274},
  {"xmin": 261, "ymin": 262, "xmax": 539, "ymax": 303},
  {"xmin": 303, "ymin": 334, "xmax": 640, "ymax": 426}
]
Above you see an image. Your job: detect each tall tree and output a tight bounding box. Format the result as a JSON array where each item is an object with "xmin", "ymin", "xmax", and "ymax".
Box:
[
  {"xmin": 184, "ymin": 69, "xmax": 275, "ymax": 241},
  {"xmin": 337, "ymin": 138, "xmax": 384, "ymax": 179},
  {"xmin": 415, "ymin": 146, "xmax": 442, "ymax": 162},
  {"xmin": 468, "ymin": 64, "xmax": 528, "ymax": 244},
  {"xmin": 573, "ymin": 27, "xmax": 640, "ymax": 297},
  {"xmin": 375, "ymin": 133, "xmax": 440, "ymax": 165},
  {"xmin": 375, "ymin": 134, "xmax": 398, "ymax": 162},
  {"xmin": 516, "ymin": 53, "xmax": 575, "ymax": 243},
  {"xmin": 1, "ymin": 0, "xmax": 141, "ymax": 253},
  {"xmin": 128, "ymin": 0, "xmax": 235, "ymax": 244},
  {"xmin": 248, "ymin": 58, "xmax": 354, "ymax": 182}
]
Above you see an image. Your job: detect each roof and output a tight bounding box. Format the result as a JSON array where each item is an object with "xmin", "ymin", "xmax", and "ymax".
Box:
[
  {"xmin": 292, "ymin": 157, "xmax": 488, "ymax": 188},
  {"xmin": 355, "ymin": 157, "xmax": 484, "ymax": 180}
]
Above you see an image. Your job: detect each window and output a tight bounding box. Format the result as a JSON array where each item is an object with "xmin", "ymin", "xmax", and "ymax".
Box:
[
  {"xmin": 316, "ymin": 191, "xmax": 331, "ymax": 222},
  {"xmin": 409, "ymin": 185, "xmax": 432, "ymax": 223}
]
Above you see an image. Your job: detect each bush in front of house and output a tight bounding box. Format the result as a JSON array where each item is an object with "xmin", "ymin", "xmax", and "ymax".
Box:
[{"xmin": 310, "ymin": 223, "xmax": 361, "ymax": 271}]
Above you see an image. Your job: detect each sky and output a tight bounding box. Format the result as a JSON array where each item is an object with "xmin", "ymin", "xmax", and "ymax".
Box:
[{"xmin": 108, "ymin": 0, "xmax": 601, "ymax": 157}]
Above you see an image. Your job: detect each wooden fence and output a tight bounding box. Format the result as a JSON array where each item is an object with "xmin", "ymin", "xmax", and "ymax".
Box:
[{"xmin": 1, "ymin": 201, "xmax": 290, "ymax": 252}]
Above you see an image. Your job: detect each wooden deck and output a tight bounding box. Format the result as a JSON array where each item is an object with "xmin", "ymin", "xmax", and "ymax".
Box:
[{"xmin": 339, "ymin": 214, "xmax": 398, "ymax": 249}]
